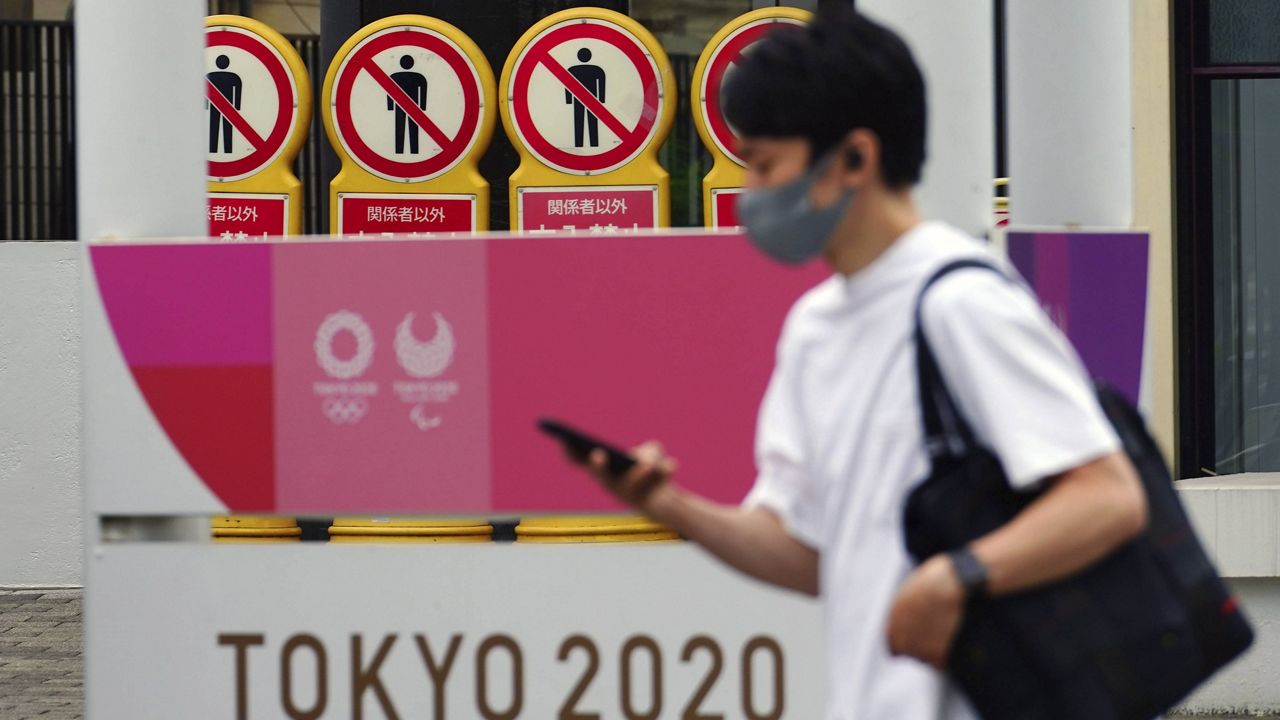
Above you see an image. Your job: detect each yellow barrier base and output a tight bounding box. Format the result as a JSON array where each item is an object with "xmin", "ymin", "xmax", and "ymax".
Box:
[
  {"xmin": 211, "ymin": 516, "xmax": 302, "ymax": 543},
  {"xmin": 515, "ymin": 515, "xmax": 680, "ymax": 544},
  {"xmin": 328, "ymin": 517, "xmax": 493, "ymax": 544}
]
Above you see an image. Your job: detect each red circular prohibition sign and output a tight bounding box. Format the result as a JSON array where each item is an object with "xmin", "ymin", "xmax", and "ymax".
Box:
[
  {"xmin": 206, "ymin": 29, "xmax": 296, "ymax": 179},
  {"xmin": 703, "ymin": 20, "xmax": 798, "ymax": 167},
  {"xmin": 512, "ymin": 22, "xmax": 661, "ymax": 174},
  {"xmin": 333, "ymin": 29, "xmax": 481, "ymax": 180}
]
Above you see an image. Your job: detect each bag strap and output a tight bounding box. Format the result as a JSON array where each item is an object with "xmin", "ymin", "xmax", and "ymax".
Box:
[{"xmin": 913, "ymin": 258, "xmax": 1009, "ymax": 464}]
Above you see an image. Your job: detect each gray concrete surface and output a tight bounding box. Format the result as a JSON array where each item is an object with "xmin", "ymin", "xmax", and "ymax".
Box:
[{"xmin": 0, "ymin": 589, "xmax": 82, "ymax": 719}]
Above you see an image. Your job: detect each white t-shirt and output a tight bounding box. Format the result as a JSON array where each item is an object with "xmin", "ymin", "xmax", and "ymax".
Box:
[{"xmin": 743, "ymin": 221, "xmax": 1121, "ymax": 720}]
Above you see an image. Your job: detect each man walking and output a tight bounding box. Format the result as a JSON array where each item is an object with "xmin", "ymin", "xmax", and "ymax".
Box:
[{"xmin": 567, "ymin": 8, "xmax": 1147, "ymax": 719}]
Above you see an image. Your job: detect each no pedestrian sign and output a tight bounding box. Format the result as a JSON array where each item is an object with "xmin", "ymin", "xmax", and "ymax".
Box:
[
  {"xmin": 330, "ymin": 25, "xmax": 487, "ymax": 183},
  {"xmin": 699, "ymin": 15, "xmax": 807, "ymax": 167},
  {"xmin": 205, "ymin": 24, "xmax": 301, "ymax": 182},
  {"xmin": 507, "ymin": 17, "xmax": 665, "ymax": 176}
]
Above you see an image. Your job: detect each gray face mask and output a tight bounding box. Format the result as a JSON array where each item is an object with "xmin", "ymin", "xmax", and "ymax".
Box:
[{"xmin": 737, "ymin": 150, "xmax": 854, "ymax": 265}]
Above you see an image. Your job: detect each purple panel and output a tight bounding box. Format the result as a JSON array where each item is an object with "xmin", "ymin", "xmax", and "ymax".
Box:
[
  {"xmin": 1005, "ymin": 231, "xmax": 1149, "ymax": 405},
  {"xmin": 1067, "ymin": 234, "xmax": 1149, "ymax": 404},
  {"xmin": 1007, "ymin": 232, "xmax": 1035, "ymax": 283},
  {"xmin": 91, "ymin": 243, "xmax": 273, "ymax": 367}
]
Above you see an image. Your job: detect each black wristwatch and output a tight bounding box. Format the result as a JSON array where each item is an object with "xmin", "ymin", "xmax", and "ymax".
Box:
[{"xmin": 947, "ymin": 547, "xmax": 989, "ymax": 599}]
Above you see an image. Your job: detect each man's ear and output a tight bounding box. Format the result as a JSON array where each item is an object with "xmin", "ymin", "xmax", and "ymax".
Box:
[{"xmin": 841, "ymin": 128, "xmax": 880, "ymax": 188}]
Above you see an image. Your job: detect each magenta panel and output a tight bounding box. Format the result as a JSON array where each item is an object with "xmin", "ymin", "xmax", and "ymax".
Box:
[
  {"xmin": 485, "ymin": 233, "xmax": 828, "ymax": 511},
  {"xmin": 91, "ymin": 243, "xmax": 273, "ymax": 367}
]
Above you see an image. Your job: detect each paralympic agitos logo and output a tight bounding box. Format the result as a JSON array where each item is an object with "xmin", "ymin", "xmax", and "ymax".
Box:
[{"xmin": 313, "ymin": 309, "xmax": 459, "ymax": 428}]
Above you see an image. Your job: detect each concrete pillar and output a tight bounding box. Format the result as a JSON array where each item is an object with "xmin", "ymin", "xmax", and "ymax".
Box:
[
  {"xmin": 75, "ymin": 0, "xmax": 207, "ymax": 239},
  {"xmin": 1007, "ymin": 0, "xmax": 1133, "ymax": 227},
  {"xmin": 75, "ymin": 0, "xmax": 209, "ymax": 546}
]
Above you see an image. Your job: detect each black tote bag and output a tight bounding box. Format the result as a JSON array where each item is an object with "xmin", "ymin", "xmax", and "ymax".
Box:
[{"xmin": 902, "ymin": 259, "xmax": 1253, "ymax": 720}]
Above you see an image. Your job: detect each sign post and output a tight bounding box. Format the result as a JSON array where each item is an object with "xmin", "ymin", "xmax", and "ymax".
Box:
[
  {"xmin": 323, "ymin": 15, "xmax": 496, "ymax": 235},
  {"xmin": 500, "ymin": 8, "xmax": 674, "ymax": 232},
  {"xmin": 206, "ymin": 15, "xmax": 311, "ymax": 239},
  {"xmin": 691, "ymin": 8, "xmax": 810, "ymax": 228}
]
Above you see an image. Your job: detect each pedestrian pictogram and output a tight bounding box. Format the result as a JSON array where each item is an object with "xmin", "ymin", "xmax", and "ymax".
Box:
[
  {"xmin": 388, "ymin": 55, "xmax": 429, "ymax": 154},
  {"xmin": 207, "ymin": 55, "xmax": 242, "ymax": 154},
  {"xmin": 329, "ymin": 25, "xmax": 487, "ymax": 183},
  {"xmin": 692, "ymin": 8, "xmax": 810, "ymax": 227},
  {"xmin": 506, "ymin": 15, "xmax": 667, "ymax": 176},
  {"xmin": 205, "ymin": 23, "xmax": 302, "ymax": 182},
  {"xmin": 566, "ymin": 48, "xmax": 606, "ymax": 148}
]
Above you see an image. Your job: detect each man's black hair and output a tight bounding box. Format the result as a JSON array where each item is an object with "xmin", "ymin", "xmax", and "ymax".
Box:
[{"xmin": 722, "ymin": 6, "xmax": 927, "ymax": 188}]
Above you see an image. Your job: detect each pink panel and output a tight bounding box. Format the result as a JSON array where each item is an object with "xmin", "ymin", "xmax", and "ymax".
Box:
[
  {"xmin": 271, "ymin": 240, "xmax": 492, "ymax": 512},
  {"xmin": 486, "ymin": 233, "xmax": 828, "ymax": 511}
]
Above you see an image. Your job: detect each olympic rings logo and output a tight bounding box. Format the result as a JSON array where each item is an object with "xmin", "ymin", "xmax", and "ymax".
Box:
[
  {"xmin": 314, "ymin": 310, "xmax": 375, "ymax": 379},
  {"xmin": 322, "ymin": 397, "xmax": 369, "ymax": 424}
]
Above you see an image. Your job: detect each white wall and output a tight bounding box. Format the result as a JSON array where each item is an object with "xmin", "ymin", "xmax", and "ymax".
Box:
[
  {"xmin": 0, "ymin": 241, "xmax": 81, "ymax": 587},
  {"xmin": 1178, "ymin": 579, "xmax": 1280, "ymax": 714}
]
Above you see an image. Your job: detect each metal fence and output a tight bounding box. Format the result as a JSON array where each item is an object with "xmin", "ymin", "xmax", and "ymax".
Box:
[
  {"xmin": 0, "ymin": 21, "xmax": 76, "ymax": 241},
  {"xmin": 0, "ymin": 20, "xmax": 710, "ymax": 240},
  {"xmin": 288, "ymin": 34, "xmax": 326, "ymax": 235},
  {"xmin": 661, "ymin": 53, "xmax": 713, "ymax": 227}
]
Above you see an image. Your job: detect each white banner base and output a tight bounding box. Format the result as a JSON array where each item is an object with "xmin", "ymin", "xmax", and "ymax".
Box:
[{"xmin": 87, "ymin": 543, "xmax": 825, "ymax": 718}]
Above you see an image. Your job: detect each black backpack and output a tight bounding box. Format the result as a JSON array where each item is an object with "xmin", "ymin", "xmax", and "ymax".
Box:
[{"xmin": 902, "ymin": 259, "xmax": 1253, "ymax": 720}]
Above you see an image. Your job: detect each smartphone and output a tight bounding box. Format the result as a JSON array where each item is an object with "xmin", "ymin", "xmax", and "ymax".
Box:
[{"xmin": 537, "ymin": 418, "xmax": 637, "ymax": 476}]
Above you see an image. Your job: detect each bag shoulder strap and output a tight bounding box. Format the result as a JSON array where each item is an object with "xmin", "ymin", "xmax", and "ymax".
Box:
[{"xmin": 913, "ymin": 257, "xmax": 1010, "ymax": 463}]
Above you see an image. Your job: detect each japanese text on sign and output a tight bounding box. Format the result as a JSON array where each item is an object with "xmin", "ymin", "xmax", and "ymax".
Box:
[
  {"xmin": 546, "ymin": 197, "xmax": 629, "ymax": 216},
  {"xmin": 366, "ymin": 205, "xmax": 449, "ymax": 224},
  {"xmin": 208, "ymin": 204, "xmax": 261, "ymax": 224}
]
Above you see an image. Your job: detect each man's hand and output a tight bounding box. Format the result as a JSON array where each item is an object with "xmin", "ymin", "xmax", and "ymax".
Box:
[
  {"xmin": 560, "ymin": 440, "xmax": 819, "ymax": 595},
  {"xmin": 886, "ymin": 554, "xmax": 966, "ymax": 668},
  {"xmin": 573, "ymin": 440, "xmax": 677, "ymax": 513}
]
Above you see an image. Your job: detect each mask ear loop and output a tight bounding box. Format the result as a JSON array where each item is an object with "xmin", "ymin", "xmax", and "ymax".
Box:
[{"xmin": 805, "ymin": 146, "xmax": 858, "ymax": 213}]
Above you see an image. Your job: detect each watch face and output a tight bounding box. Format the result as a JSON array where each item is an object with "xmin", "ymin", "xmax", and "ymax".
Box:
[{"xmin": 950, "ymin": 548, "xmax": 988, "ymax": 596}]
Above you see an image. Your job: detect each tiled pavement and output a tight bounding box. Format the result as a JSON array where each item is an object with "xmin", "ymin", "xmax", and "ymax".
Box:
[
  {"xmin": 0, "ymin": 589, "xmax": 82, "ymax": 720},
  {"xmin": 0, "ymin": 587, "xmax": 1272, "ymax": 719}
]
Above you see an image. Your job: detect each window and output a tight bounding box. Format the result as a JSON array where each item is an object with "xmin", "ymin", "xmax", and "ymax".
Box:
[{"xmin": 1176, "ymin": 0, "xmax": 1280, "ymax": 475}]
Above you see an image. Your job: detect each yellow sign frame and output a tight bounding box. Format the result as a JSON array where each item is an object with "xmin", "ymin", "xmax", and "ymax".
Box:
[
  {"xmin": 205, "ymin": 15, "xmax": 312, "ymax": 236},
  {"xmin": 499, "ymin": 8, "xmax": 676, "ymax": 230},
  {"xmin": 691, "ymin": 7, "xmax": 811, "ymax": 228},
  {"xmin": 322, "ymin": 14, "xmax": 497, "ymax": 235}
]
